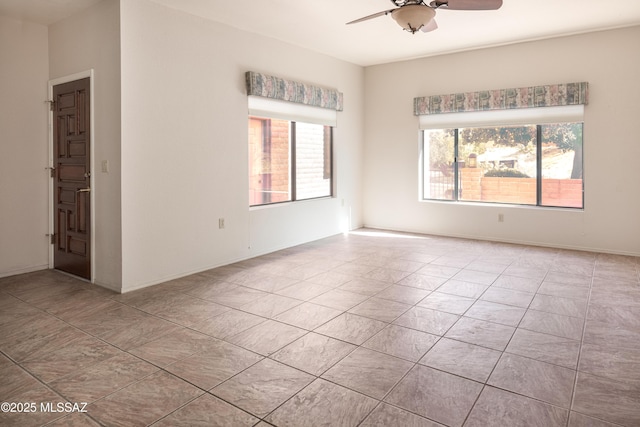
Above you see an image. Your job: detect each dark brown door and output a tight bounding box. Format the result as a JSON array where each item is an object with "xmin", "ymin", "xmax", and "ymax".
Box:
[{"xmin": 53, "ymin": 78, "xmax": 91, "ymax": 279}]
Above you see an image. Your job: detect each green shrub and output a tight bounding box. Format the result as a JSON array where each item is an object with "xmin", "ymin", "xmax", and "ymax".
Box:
[{"xmin": 484, "ymin": 168, "xmax": 530, "ymax": 178}]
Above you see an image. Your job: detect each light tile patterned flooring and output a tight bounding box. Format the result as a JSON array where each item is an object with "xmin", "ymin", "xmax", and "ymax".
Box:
[{"xmin": 1, "ymin": 229, "xmax": 639, "ymax": 426}]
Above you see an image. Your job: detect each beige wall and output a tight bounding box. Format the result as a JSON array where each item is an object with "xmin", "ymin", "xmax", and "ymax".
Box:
[
  {"xmin": 48, "ymin": 0, "xmax": 122, "ymax": 290},
  {"xmin": 10, "ymin": 0, "xmax": 635, "ymax": 292},
  {"xmin": 363, "ymin": 26, "xmax": 640, "ymax": 256},
  {"xmin": 0, "ymin": 0, "xmax": 363, "ymax": 291},
  {"xmin": 0, "ymin": 16, "xmax": 50, "ymax": 277},
  {"xmin": 119, "ymin": 0, "xmax": 364, "ymax": 291}
]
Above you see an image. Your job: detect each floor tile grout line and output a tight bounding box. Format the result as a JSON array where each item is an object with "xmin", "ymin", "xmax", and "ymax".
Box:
[
  {"xmin": 82, "ymin": 351, "xmax": 262, "ymax": 424},
  {"xmin": 568, "ymin": 261, "xmax": 596, "ymax": 423},
  {"xmin": 355, "ymin": 400, "xmax": 387, "ymax": 427},
  {"xmin": 32, "ymin": 325, "xmax": 189, "ymax": 413},
  {"xmin": 2, "ymin": 361, "xmax": 72, "ymax": 425},
  {"xmin": 2, "ymin": 238, "xmax": 639, "ymax": 427},
  {"xmin": 4, "ymin": 352, "xmax": 116, "ymax": 427},
  {"xmin": 259, "ymin": 376, "xmax": 351, "ymax": 426},
  {"xmin": 269, "ymin": 333, "xmax": 360, "ymax": 378},
  {"xmin": 462, "ymin": 383, "xmax": 487, "ymax": 427},
  {"xmin": 5, "ymin": 288, "xmax": 276, "ymax": 421},
  {"xmin": 5, "ymin": 262, "xmax": 584, "ymax": 416},
  {"xmin": 476, "ymin": 383, "xmax": 575, "ymax": 412},
  {"xmin": 156, "ymin": 368, "xmax": 265, "ymax": 425},
  {"xmin": 484, "ymin": 263, "xmax": 583, "ymax": 395},
  {"xmin": 220, "ymin": 250, "xmax": 490, "ymax": 423}
]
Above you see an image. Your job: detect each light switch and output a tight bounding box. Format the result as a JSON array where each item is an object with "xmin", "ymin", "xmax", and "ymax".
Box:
[{"xmin": 101, "ymin": 160, "xmax": 109, "ymax": 173}]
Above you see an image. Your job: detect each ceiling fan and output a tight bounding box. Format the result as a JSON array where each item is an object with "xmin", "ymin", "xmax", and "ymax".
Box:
[{"xmin": 347, "ymin": 0, "xmax": 503, "ymax": 34}]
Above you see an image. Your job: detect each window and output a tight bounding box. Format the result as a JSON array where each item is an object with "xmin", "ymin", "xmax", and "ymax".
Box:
[
  {"xmin": 249, "ymin": 116, "xmax": 333, "ymax": 206},
  {"xmin": 422, "ymin": 121, "xmax": 583, "ymax": 208}
]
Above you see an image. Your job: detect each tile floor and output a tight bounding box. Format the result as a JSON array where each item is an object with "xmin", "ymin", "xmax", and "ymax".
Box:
[{"xmin": 1, "ymin": 229, "xmax": 639, "ymax": 426}]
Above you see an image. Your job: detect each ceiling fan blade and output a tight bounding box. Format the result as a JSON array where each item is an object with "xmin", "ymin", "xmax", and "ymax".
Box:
[
  {"xmin": 431, "ymin": 0, "xmax": 503, "ymax": 10},
  {"xmin": 346, "ymin": 8, "xmax": 396, "ymax": 25},
  {"xmin": 421, "ymin": 19, "xmax": 438, "ymax": 32}
]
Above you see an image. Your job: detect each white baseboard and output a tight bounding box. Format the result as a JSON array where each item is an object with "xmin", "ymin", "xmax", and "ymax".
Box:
[{"xmin": 0, "ymin": 264, "xmax": 49, "ymax": 279}]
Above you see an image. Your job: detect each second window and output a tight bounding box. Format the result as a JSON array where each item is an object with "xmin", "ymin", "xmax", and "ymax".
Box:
[{"xmin": 422, "ymin": 122, "xmax": 583, "ymax": 208}]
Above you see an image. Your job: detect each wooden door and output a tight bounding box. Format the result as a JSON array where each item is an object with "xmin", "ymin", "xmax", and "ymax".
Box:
[{"xmin": 52, "ymin": 78, "xmax": 91, "ymax": 279}]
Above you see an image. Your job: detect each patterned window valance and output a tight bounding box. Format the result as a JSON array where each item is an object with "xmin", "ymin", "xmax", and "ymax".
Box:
[
  {"xmin": 246, "ymin": 71, "xmax": 343, "ymax": 111},
  {"xmin": 414, "ymin": 82, "xmax": 588, "ymax": 116}
]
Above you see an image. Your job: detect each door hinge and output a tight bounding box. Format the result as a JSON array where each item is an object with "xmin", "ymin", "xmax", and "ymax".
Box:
[
  {"xmin": 48, "ymin": 234, "xmax": 55, "ymax": 244},
  {"xmin": 48, "ymin": 167, "xmax": 56, "ymax": 178},
  {"xmin": 46, "ymin": 99, "xmax": 56, "ymax": 111}
]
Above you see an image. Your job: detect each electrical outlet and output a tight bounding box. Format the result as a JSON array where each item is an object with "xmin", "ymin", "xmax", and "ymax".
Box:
[
  {"xmin": 498, "ymin": 213, "xmax": 504, "ymax": 222},
  {"xmin": 218, "ymin": 218, "xmax": 225, "ymax": 229}
]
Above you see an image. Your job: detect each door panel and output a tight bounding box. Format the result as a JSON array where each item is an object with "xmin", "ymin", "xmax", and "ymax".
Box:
[{"xmin": 53, "ymin": 78, "xmax": 91, "ymax": 279}]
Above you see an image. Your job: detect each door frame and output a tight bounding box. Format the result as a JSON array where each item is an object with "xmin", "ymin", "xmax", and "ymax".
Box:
[{"xmin": 48, "ymin": 69, "xmax": 95, "ymax": 282}]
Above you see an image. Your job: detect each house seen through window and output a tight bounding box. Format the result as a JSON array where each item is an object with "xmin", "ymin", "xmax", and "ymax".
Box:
[
  {"xmin": 249, "ymin": 117, "xmax": 333, "ymax": 206},
  {"xmin": 422, "ymin": 122, "xmax": 583, "ymax": 208}
]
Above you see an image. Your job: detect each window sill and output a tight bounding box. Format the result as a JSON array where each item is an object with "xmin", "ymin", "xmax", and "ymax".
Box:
[
  {"xmin": 418, "ymin": 199, "xmax": 584, "ymax": 212},
  {"xmin": 249, "ymin": 196, "xmax": 334, "ymax": 211}
]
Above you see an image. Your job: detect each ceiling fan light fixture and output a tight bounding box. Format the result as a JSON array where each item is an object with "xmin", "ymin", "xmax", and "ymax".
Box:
[{"xmin": 391, "ymin": 5, "xmax": 436, "ymax": 33}]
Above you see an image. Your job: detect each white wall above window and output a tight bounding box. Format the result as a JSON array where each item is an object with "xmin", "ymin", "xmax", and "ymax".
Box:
[{"xmin": 419, "ymin": 105, "xmax": 584, "ymax": 130}]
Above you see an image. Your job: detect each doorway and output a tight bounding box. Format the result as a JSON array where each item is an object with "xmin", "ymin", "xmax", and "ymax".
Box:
[{"xmin": 51, "ymin": 77, "xmax": 91, "ymax": 280}]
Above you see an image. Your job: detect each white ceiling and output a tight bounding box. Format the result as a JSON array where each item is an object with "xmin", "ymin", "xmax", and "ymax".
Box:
[
  {"xmin": 3, "ymin": 0, "xmax": 640, "ymax": 66},
  {"xmin": 0, "ymin": 0, "xmax": 103, "ymax": 26}
]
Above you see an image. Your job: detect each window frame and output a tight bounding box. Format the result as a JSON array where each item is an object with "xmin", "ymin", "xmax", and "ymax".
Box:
[
  {"xmin": 249, "ymin": 116, "xmax": 334, "ymax": 208},
  {"xmin": 420, "ymin": 121, "xmax": 584, "ymax": 209}
]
